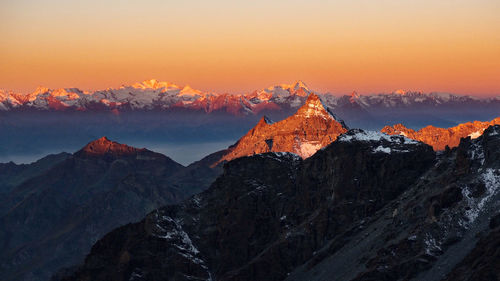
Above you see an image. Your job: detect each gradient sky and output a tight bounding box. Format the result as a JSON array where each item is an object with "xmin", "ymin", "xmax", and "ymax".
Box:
[{"xmin": 1, "ymin": 0, "xmax": 499, "ymax": 95}]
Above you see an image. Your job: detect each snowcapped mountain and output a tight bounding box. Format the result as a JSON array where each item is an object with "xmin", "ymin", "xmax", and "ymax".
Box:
[
  {"xmin": 212, "ymin": 94, "xmax": 348, "ymax": 165},
  {"xmin": 2, "ymin": 79, "xmax": 498, "ymax": 116},
  {"xmin": 0, "ymin": 79, "xmax": 313, "ymax": 114}
]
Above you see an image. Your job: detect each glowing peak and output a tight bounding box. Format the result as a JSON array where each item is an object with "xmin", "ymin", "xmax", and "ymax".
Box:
[
  {"xmin": 179, "ymin": 84, "xmax": 203, "ymax": 97},
  {"xmin": 32, "ymin": 86, "xmax": 50, "ymax": 96},
  {"xmin": 131, "ymin": 79, "xmax": 177, "ymax": 90},
  {"xmin": 296, "ymin": 94, "xmax": 335, "ymax": 119},
  {"xmin": 292, "ymin": 80, "xmax": 309, "ymax": 91}
]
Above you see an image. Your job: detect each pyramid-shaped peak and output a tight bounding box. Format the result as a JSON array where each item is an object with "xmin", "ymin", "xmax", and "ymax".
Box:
[
  {"xmin": 292, "ymin": 80, "xmax": 309, "ymax": 90},
  {"xmin": 77, "ymin": 136, "xmax": 143, "ymax": 157},
  {"xmin": 298, "ymin": 94, "xmax": 328, "ymax": 115},
  {"xmin": 295, "ymin": 94, "xmax": 346, "ymax": 125}
]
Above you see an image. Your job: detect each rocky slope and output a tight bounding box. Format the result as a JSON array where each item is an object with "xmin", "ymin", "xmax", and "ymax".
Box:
[
  {"xmin": 0, "ymin": 137, "xmax": 217, "ymax": 281},
  {"xmin": 57, "ymin": 125, "xmax": 500, "ymax": 281},
  {"xmin": 381, "ymin": 117, "xmax": 500, "ymax": 150},
  {"xmin": 214, "ymin": 94, "xmax": 348, "ymax": 165},
  {"xmin": 0, "ymin": 152, "xmax": 70, "ymax": 196}
]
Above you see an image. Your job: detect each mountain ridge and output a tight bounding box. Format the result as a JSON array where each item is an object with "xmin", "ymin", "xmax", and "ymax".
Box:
[
  {"xmin": 381, "ymin": 117, "xmax": 500, "ymax": 150},
  {"xmin": 0, "ymin": 137, "xmax": 219, "ymax": 281},
  {"xmin": 1, "ymin": 79, "xmax": 498, "ymax": 115}
]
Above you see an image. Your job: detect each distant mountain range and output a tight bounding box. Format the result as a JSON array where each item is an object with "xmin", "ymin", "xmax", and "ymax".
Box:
[
  {"xmin": 1, "ymin": 79, "xmax": 499, "ymax": 117},
  {"xmin": 2, "ymin": 80, "xmax": 498, "ymax": 164}
]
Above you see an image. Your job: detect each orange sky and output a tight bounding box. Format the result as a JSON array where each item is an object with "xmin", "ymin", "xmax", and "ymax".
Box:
[{"xmin": 1, "ymin": 0, "xmax": 499, "ymax": 96}]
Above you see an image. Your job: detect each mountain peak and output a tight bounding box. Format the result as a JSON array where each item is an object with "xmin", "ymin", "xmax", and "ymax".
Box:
[
  {"xmin": 179, "ymin": 84, "xmax": 203, "ymax": 97},
  {"xmin": 32, "ymin": 86, "xmax": 50, "ymax": 96},
  {"xmin": 76, "ymin": 136, "xmax": 145, "ymax": 157},
  {"xmin": 296, "ymin": 94, "xmax": 336, "ymax": 120},
  {"xmin": 292, "ymin": 80, "xmax": 309, "ymax": 91},
  {"xmin": 213, "ymin": 94, "xmax": 348, "ymax": 165},
  {"xmin": 131, "ymin": 79, "xmax": 178, "ymax": 90}
]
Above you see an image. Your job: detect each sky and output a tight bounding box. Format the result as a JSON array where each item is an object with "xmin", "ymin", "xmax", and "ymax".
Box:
[{"xmin": 1, "ymin": 0, "xmax": 499, "ymax": 96}]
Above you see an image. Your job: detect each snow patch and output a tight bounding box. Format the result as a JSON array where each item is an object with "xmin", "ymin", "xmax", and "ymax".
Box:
[
  {"xmin": 372, "ymin": 146, "xmax": 392, "ymax": 154},
  {"xmin": 424, "ymin": 233, "xmax": 442, "ymax": 256},
  {"xmin": 339, "ymin": 129, "xmax": 418, "ymax": 144},
  {"xmin": 266, "ymin": 152, "xmax": 301, "ymax": 162},
  {"xmin": 461, "ymin": 169, "xmax": 500, "ymax": 226},
  {"xmin": 468, "ymin": 129, "xmax": 485, "ymax": 139},
  {"xmin": 298, "ymin": 141, "xmax": 322, "ymax": 158}
]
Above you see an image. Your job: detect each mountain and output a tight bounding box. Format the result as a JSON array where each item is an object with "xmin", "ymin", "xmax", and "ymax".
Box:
[
  {"xmin": 0, "ymin": 137, "xmax": 216, "ymax": 281},
  {"xmin": 381, "ymin": 117, "xmax": 500, "ymax": 150},
  {"xmin": 1, "ymin": 80, "xmax": 498, "ymax": 117},
  {"xmin": 1, "ymin": 80, "xmax": 499, "ymax": 164},
  {"xmin": 213, "ymin": 94, "xmax": 348, "ymax": 166},
  {"xmin": 0, "ymin": 152, "xmax": 70, "ymax": 196},
  {"xmin": 56, "ymin": 125, "xmax": 500, "ymax": 281}
]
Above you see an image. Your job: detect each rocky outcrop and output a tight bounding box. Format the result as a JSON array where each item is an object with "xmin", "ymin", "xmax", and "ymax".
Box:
[
  {"xmin": 381, "ymin": 117, "xmax": 500, "ymax": 150},
  {"xmin": 214, "ymin": 94, "xmax": 348, "ymax": 165}
]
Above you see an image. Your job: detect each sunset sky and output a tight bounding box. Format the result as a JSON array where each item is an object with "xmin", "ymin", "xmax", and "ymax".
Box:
[{"xmin": 1, "ymin": 0, "xmax": 499, "ymax": 96}]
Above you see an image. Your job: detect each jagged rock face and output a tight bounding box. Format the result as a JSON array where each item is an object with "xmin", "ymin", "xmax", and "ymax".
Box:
[
  {"xmin": 381, "ymin": 117, "xmax": 500, "ymax": 150},
  {"xmin": 58, "ymin": 126, "xmax": 500, "ymax": 281},
  {"xmin": 286, "ymin": 126, "xmax": 500, "ymax": 281},
  {"xmin": 0, "ymin": 137, "xmax": 217, "ymax": 281},
  {"xmin": 58, "ymin": 129, "xmax": 441, "ymax": 281},
  {"xmin": 215, "ymin": 94, "xmax": 348, "ymax": 165}
]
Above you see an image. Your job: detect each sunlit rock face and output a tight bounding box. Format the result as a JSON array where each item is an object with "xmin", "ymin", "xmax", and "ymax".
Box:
[
  {"xmin": 381, "ymin": 117, "xmax": 500, "ymax": 150},
  {"xmin": 214, "ymin": 94, "xmax": 348, "ymax": 165}
]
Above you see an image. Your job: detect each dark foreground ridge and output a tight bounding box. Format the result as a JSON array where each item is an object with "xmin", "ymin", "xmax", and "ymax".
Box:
[
  {"xmin": 0, "ymin": 137, "xmax": 221, "ymax": 281},
  {"xmin": 57, "ymin": 126, "xmax": 500, "ymax": 281}
]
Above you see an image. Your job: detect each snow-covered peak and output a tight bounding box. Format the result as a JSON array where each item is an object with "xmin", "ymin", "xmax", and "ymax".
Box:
[
  {"xmin": 131, "ymin": 79, "xmax": 179, "ymax": 90},
  {"xmin": 32, "ymin": 86, "xmax": 50, "ymax": 96},
  {"xmin": 179, "ymin": 85, "xmax": 203, "ymax": 97},
  {"xmin": 0, "ymin": 89, "xmax": 7, "ymax": 101},
  {"xmin": 338, "ymin": 129, "xmax": 418, "ymax": 144},
  {"xmin": 296, "ymin": 94, "xmax": 337, "ymax": 120},
  {"xmin": 393, "ymin": 89, "xmax": 407, "ymax": 95},
  {"xmin": 49, "ymin": 88, "xmax": 84, "ymax": 99},
  {"xmin": 290, "ymin": 80, "xmax": 309, "ymax": 91}
]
